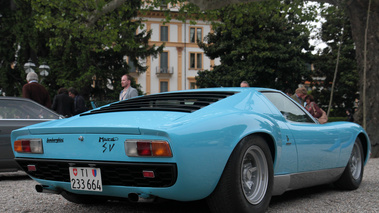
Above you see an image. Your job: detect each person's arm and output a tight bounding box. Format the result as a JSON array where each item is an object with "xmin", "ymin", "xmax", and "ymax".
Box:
[
  {"xmin": 51, "ymin": 96, "xmax": 57, "ymax": 110},
  {"xmin": 77, "ymin": 96, "xmax": 88, "ymax": 112},
  {"xmin": 45, "ymin": 94, "xmax": 52, "ymax": 109},
  {"xmin": 22, "ymin": 85, "xmax": 30, "ymax": 99},
  {"xmin": 313, "ymin": 103, "xmax": 323, "ymax": 118}
]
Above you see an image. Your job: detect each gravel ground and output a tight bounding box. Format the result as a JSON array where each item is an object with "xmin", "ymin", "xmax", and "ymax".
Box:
[{"xmin": 1, "ymin": 158, "xmax": 378, "ymax": 213}]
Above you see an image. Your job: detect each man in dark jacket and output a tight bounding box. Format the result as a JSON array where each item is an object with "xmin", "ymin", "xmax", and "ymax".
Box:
[
  {"xmin": 52, "ymin": 88, "xmax": 75, "ymax": 117},
  {"xmin": 22, "ymin": 72, "xmax": 51, "ymax": 108},
  {"xmin": 68, "ymin": 87, "xmax": 88, "ymax": 115}
]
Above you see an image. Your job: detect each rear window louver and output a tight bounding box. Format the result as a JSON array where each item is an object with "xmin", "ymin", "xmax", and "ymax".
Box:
[{"xmin": 81, "ymin": 91, "xmax": 237, "ymax": 116}]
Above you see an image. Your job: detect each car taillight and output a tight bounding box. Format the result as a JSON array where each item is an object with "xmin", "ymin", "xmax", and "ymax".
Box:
[
  {"xmin": 125, "ymin": 140, "xmax": 172, "ymax": 157},
  {"xmin": 14, "ymin": 139, "xmax": 43, "ymax": 154}
]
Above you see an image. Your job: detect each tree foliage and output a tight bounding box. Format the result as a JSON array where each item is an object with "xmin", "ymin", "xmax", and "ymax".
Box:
[
  {"xmin": 312, "ymin": 5, "xmax": 358, "ymax": 116},
  {"xmin": 196, "ymin": 0, "xmax": 316, "ymax": 91},
  {"xmin": 0, "ymin": 0, "xmax": 165, "ymax": 101},
  {"xmin": 0, "ymin": 0, "xmax": 37, "ymax": 97}
]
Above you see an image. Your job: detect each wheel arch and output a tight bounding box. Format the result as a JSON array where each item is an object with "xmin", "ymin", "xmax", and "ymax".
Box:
[
  {"xmin": 240, "ymin": 132, "xmax": 276, "ymax": 164},
  {"xmin": 357, "ymin": 132, "xmax": 370, "ymax": 163}
]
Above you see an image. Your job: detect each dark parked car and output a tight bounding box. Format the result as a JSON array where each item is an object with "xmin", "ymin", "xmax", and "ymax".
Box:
[{"xmin": 0, "ymin": 97, "xmax": 61, "ymax": 172}]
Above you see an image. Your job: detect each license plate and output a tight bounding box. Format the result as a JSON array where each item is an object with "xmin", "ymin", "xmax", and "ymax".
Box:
[{"xmin": 69, "ymin": 167, "xmax": 102, "ymax": 192}]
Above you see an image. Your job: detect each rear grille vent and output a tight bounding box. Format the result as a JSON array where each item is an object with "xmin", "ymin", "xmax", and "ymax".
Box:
[
  {"xmin": 81, "ymin": 91, "xmax": 237, "ymax": 115},
  {"xmin": 16, "ymin": 159, "xmax": 177, "ymax": 187}
]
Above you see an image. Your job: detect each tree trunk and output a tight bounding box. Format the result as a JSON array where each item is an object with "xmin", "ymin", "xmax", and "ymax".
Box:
[{"xmin": 346, "ymin": 0, "xmax": 379, "ymax": 157}]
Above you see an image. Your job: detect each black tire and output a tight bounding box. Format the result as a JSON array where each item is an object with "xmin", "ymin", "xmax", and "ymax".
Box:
[
  {"xmin": 334, "ymin": 137, "xmax": 364, "ymax": 190},
  {"xmin": 207, "ymin": 135, "xmax": 273, "ymax": 213},
  {"xmin": 61, "ymin": 191, "xmax": 108, "ymax": 204}
]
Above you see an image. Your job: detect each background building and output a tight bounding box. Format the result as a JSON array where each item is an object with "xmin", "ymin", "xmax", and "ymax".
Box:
[{"xmin": 131, "ymin": 5, "xmax": 220, "ymax": 95}]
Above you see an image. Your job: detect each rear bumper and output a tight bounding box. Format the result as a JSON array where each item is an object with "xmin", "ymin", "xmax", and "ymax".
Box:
[{"xmin": 15, "ymin": 158, "xmax": 177, "ymax": 187}]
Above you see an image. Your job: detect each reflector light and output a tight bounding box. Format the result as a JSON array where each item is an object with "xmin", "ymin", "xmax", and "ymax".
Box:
[
  {"xmin": 143, "ymin": 170, "xmax": 155, "ymax": 178},
  {"xmin": 125, "ymin": 140, "xmax": 172, "ymax": 157},
  {"xmin": 14, "ymin": 139, "xmax": 43, "ymax": 153},
  {"xmin": 27, "ymin": 165, "xmax": 37, "ymax": 172}
]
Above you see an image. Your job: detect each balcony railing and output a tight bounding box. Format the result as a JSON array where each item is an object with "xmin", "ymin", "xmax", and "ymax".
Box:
[{"xmin": 156, "ymin": 66, "xmax": 174, "ymax": 77}]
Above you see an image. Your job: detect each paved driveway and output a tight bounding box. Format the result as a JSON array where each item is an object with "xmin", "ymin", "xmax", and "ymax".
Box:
[{"xmin": 1, "ymin": 158, "xmax": 378, "ymax": 212}]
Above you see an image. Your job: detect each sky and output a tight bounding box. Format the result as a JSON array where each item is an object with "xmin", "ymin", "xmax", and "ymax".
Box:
[{"xmin": 307, "ymin": 2, "xmax": 330, "ymax": 54}]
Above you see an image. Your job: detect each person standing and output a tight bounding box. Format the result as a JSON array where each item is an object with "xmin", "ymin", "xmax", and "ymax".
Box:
[
  {"xmin": 304, "ymin": 95, "xmax": 322, "ymax": 119},
  {"xmin": 119, "ymin": 74, "xmax": 138, "ymax": 101},
  {"xmin": 68, "ymin": 87, "xmax": 87, "ymax": 115},
  {"xmin": 51, "ymin": 88, "xmax": 75, "ymax": 117},
  {"xmin": 290, "ymin": 87, "xmax": 307, "ymax": 107},
  {"xmin": 346, "ymin": 109, "xmax": 355, "ymax": 122},
  {"xmin": 22, "ymin": 72, "xmax": 51, "ymax": 108}
]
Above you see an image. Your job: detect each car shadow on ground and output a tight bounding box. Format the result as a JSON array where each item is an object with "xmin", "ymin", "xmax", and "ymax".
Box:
[
  {"xmin": 0, "ymin": 171, "xmax": 31, "ymax": 181},
  {"xmin": 269, "ymin": 184, "xmax": 337, "ymax": 206}
]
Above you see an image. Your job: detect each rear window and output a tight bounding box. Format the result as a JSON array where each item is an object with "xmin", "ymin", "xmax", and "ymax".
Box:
[
  {"xmin": 82, "ymin": 91, "xmax": 237, "ymax": 116},
  {"xmin": 0, "ymin": 99, "xmax": 59, "ymax": 119}
]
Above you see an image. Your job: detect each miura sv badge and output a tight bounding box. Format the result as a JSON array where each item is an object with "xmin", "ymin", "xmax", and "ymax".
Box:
[{"xmin": 78, "ymin": 136, "xmax": 84, "ymax": 141}]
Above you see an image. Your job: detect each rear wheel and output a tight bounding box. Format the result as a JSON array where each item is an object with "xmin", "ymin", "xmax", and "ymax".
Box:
[
  {"xmin": 207, "ymin": 135, "xmax": 273, "ymax": 213},
  {"xmin": 334, "ymin": 137, "xmax": 364, "ymax": 190}
]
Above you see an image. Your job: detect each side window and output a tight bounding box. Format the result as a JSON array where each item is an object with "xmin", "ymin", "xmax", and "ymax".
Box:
[{"xmin": 261, "ymin": 92, "xmax": 314, "ymax": 123}]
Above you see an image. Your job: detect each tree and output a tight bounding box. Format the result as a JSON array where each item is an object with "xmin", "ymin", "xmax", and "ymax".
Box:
[
  {"xmin": 188, "ymin": 0, "xmax": 379, "ymax": 157},
  {"xmin": 0, "ymin": 0, "xmax": 164, "ymax": 101},
  {"xmin": 196, "ymin": 0, "xmax": 315, "ymax": 90},
  {"xmin": 2, "ymin": 0, "xmax": 377, "ymax": 155},
  {"xmin": 312, "ymin": 5, "xmax": 358, "ymax": 117},
  {"xmin": 0, "ymin": 0, "xmax": 39, "ymax": 97}
]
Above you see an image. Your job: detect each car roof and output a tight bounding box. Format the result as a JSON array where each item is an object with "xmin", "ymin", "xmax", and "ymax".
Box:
[
  {"xmin": 155, "ymin": 87, "xmax": 279, "ymax": 94},
  {"xmin": 0, "ymin": 96, "xmax": 35, "ymax": 101}
]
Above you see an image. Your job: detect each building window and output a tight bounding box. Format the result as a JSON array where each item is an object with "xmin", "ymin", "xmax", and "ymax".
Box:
[
  {"xmin": 188, "ymin": 77, "xmax": 197, "ymax": 89},
  {"xmin": 161, "ymin": 26, "xmax": 168, "ymax": 42},
  {"xmin": 190, "ymin": 27, "xmax": 203, "ymax": 43},
  {"xmin": 160, "ymin": 0, "xmax": 167, "ymax": 9},
  {"xmin": 128, "ymin": 57, "xmax": 136, "ymax": 73},
  {"xmin": 190, "ymin": 52, "xmax": 203, "ymax": 69},
  {"xmin": 160, "ymin": 81, "xmax": 169, "ymax": 92},
  {"xmin": 160, "ymin": 52, "xmax": 168, "ymax": 73}
]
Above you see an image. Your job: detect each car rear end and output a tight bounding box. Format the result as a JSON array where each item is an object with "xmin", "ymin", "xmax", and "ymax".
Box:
[{"xmin": 11, "ymin": 90, "xmax": 243, "ymax": 201}]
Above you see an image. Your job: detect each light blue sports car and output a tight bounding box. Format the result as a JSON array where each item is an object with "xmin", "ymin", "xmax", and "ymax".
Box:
[{"xmin": 11, "ymin": 88, "xmax": 370, "ymax": 213}]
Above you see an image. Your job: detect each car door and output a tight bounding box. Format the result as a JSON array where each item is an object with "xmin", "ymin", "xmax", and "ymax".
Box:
[{"xmin": 261, "ymin": 91, "xmax": 339, "ymax": 172}]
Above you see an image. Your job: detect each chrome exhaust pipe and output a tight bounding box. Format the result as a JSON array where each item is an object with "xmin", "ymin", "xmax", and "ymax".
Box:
[
  {"xmin": 35, "ymin": 184, "xmax": 61, "ymax": 194},
  {"xmin": 128, "ymin": 193, "xmax": 155, "ymax": 203}
]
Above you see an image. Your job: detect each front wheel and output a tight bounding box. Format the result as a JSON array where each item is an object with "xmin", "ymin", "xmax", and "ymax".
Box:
[
  {"xmin": 207, "ymin": 135, "xmax": 273, "ymax": 213},
  {"xmin": 334, "ymin": 137, "xmax": 364, "ymax": 190}
]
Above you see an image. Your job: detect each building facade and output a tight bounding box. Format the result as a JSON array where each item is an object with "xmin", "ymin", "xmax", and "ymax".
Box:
[{"xmin": 130, "ymin": 8, "xmax": 220, "ymax": 95}]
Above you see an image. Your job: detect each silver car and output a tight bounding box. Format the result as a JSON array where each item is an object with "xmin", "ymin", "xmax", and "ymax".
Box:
[{"xmin": 0, "ymin": 97, "xmax": 61, "ymax": 172}]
